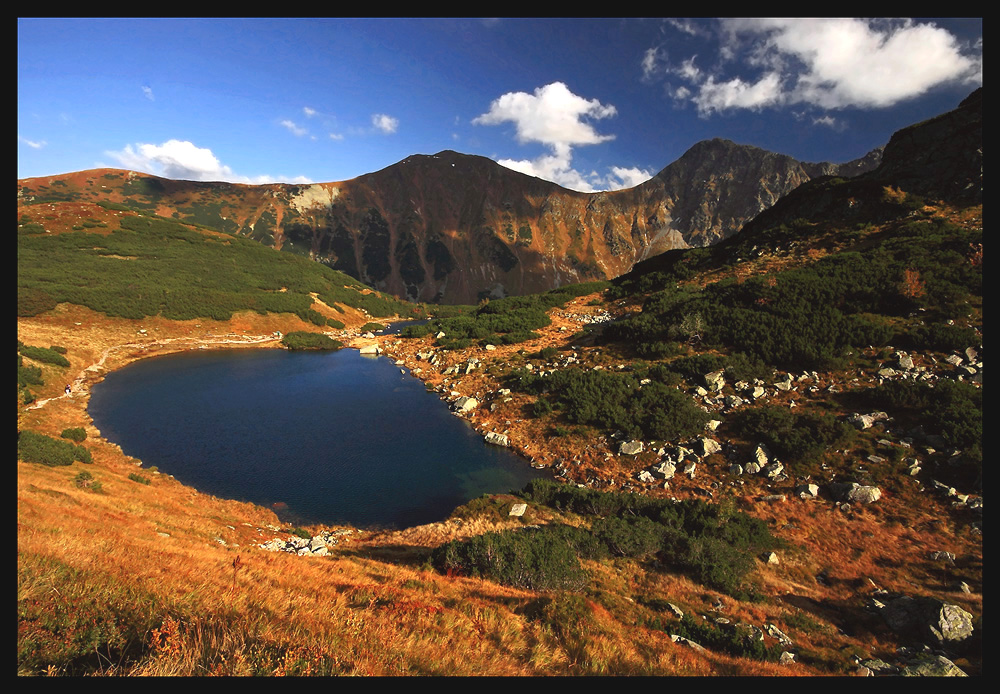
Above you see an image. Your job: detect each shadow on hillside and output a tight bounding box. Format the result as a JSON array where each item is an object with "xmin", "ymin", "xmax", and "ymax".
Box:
[{"xmin": 336, "ymin": 543, "xmax": 433, "ymax": 568}]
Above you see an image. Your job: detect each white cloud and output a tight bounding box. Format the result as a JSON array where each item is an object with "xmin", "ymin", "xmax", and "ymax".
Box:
[
  {"xmin": 475, "ymin": 82, "xmax": 651, "ymax": 192},
  {"xmin": 692, "ymin": 72, "xmax": 784, "ymax": 115},
  {"xmin": 642, "ymin": 47, "xmax": 668, "ymax": 81},
  {"xmin": 812, "ymin": 114, "xmax": 842, "ymax": 130},
  {"xmin": 329, "ymin": 132, "xmax": 344, "ymax": 141},
  {"xmin": 605, "ymin": 166, "xmax": 655, "ymax": 190},
  {"xmin": 106, "ymin": 139, "xmax": 312, "ymax": 184},
  {"xmin": 677, "ymin": 56, "xmax": 701, "ymax": 82},
  {"xmin": 141, "ymin": 85, "xmax": 154, "ymax": 101},
  {"xmin": 19, "ymin": 135, "xmax": 46, "ymax": 149},
  {"xmin": 280, "ymin": 119, "xmax": 308, "ymax": 136},
  {"xmin": 705, "ymin": 18, "xmax": 982, "ymax": 111},
  {"xmin": 372, "ymin": 113, "xmax": 399, "ymax": 134},
  {"xmin": 303, "ymin": 106, "xmax": 316, "ymax": 117},
  {"xmin": 474, "ymin": 82, "xmax": 617, "ymax": 149},
  {"xmin": 667, "ymin": 18, "xmax": 705, "ymax": 37}
]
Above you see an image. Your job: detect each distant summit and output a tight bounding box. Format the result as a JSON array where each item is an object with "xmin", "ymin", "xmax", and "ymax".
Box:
[{"xmin": 18, "ymin": 133, "xmax": 887, "ymax": 305}]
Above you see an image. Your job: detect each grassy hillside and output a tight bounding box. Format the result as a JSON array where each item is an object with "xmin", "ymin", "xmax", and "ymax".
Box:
[{"xmin": 17, "ymin": 141, "xmax": 981, "ymax": 675}]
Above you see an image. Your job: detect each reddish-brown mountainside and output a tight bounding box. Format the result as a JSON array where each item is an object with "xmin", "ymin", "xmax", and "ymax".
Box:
[{"xmin": 17, "ymin": 140, "xmax": 880, "ymax": 304}]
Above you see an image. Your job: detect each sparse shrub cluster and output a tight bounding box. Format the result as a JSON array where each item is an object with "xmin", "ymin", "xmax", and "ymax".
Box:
[
  {"xmin": 280, "ymin": 332, "xmax": 342, "ymax": 351},
  {"xmin": 865, "ymin": 380, "xmax": 981, "ymax": 471},
  {"xmin": 18, "ymin": 431, "xmax": 91, "ymax": 467},
  {"xmin": 18, "ymin": 344, "xmax": 70, "ymax": 367},
  {"xmin": 605, "ymin": 217, "xmax": 980, "ymax": 372},
  {"xmin": 128, "ymin": 472, "xmax": 151, "ymax": 485},
  {"xmin": 510, "ymin": 367, "xmax": 710, "ymax": 442},
  {"xmin": 733, "ymin": 406, "xmax": 856, "ymax": 467},
  {"xmin": 401, "ymin": 281, "xmax": 608, "ymax": 349},
  {"xmin": 60, "ymin": 428, "xmax": 87, "ymax": 442},
  {"xmin": 434, "ymin": 480, "xmax": 780, "ymax": 598}
]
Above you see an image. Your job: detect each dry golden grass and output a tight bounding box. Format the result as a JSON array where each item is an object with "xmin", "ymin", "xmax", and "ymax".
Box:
[{"xmin": 18, "ymin": 282, "xmax": 982, "ymax": 676}]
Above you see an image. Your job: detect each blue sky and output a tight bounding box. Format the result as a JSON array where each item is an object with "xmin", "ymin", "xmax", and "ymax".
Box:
[{"xmin": 18, "ymin": 18, "xmax": 982, "ymax": 192}]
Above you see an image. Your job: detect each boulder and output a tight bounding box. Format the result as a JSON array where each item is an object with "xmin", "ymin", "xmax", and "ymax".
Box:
[
  {"xmin": 796, "ymin": 483, "xmax": 820, "ymax": 498},
  {"xmin": 509, "ymin": 503, "xmax": 527, "ymax": 517},
  {"xmin": 651, "ymin": 460, "xmax": 677, "ymax": 480},
  {"xmin": 453, "ymin": 396, "xmax": 479, "ymax": 413},
  {"xmin": 900, "ymin": 654, "xmax": 967, "ymax": 677},
  {"xmin": 704, "ymin": 370, "xmax": 726, "ymax": 392},
  {"xmin": 619, "ymin": 440, "xmax": 644, "ymax": 456},
  {"xmin": 829, "ymin": 482, "xmax": 881, "ymax": 504},
  {"xmin": 484, "ymin": 432, "xmax": 510, "ymax": 447},
  {"xmin": 700, "ymin": 438, "xmax": 722, "ymax": 457},
  {"xmin": 876, "ymin": 595, "xmax": 974, "ymax": 646}
]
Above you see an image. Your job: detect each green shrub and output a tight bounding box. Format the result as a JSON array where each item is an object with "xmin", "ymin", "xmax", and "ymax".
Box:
[
  {"xmin": 360, "ymin": 322, "xmax": 385, "ymax": 332},
  {"xmin": 18, "ymin": 361, "xmax": 44, "ymax": 388},
  {"xmin": 432, "ymin": 526, "xmax": 590, "ymax": 591},
  {"xmin": 326, "ymin": 318, "xmax": 345, "ymax": 330},
  {"xmin": 128, "ymin": 472, "xmax": 151, "ymax": 485},
  {"xmin": 18, "ymin": 431, "xmax": 78, "ymax": 467},
  {"xmin": 60, "ymin": 428, "xmax": 87, "ymax": 442},
  {"xmin": 19, "ymin": 345, "xmax": 70, "ymax": 367},
  {"xmin": 734, "ymin": 407, "xmax": 856, "ymax": 466},
  {"xmin": 290, "ymin": 528, "xmax": 311, "ymax": 539},
  {"xmin": 281, "ymin": 332, "xmax": 342, "ymax": 351}
]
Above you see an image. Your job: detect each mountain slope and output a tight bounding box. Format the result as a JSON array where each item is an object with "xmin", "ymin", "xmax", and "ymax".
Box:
[{"xmin": 17, "ymin": 141, "xmax": 880, "ymax": 305}]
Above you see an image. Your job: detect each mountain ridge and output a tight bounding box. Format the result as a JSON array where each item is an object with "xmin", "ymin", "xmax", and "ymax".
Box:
[{"xmin": 18, "ymin": 138, "xmax": 882, "ymax": 305}]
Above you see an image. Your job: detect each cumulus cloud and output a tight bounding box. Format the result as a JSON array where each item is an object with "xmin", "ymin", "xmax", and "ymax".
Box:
[
  {"xmin": 679, "ymin": 18, "xmax": 982, "ymax": 115},
  {"xmin": 474, "ymin": 82, "xmax": 651, "ymax": 192},
  {"xmin": 303, "ymin": 106, "xmax": 316, "ymax": 117},
  {"xmin": 474, "ymin": 82, "xmax": 617, "ymax": 148},
  {"xmin": 106, "ymin": 139, "xmax": 311, "ymax": 184},
  {"xmin": 605, "ymin": 166, "xmax": 655, "ymax": 190},
  {"xmin": 19, "ymin": 135, "xmax": 46, "ymax": 149},
  {"xmin": 141, "ymin": 85, "xmax": 154, "ymax": 101},
  {"xmin": 692, "ymin": 72, "xmax": 784, "ymax": 115},
  {"xmin": 280, "ymin": 119, "xmax": 308, "ymax": 136},
  {"xmin": 328, "ymin": 132, "xmax": 344, "ymax": 141},
  {"xmin": 372, "ymin": 113, "xmax": 399, "ymax": 134}
]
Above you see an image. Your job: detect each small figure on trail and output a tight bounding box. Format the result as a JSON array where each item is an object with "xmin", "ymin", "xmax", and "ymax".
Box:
[{"xmin": 65, "ymin": 385, "xmax": 72, "ymax": 395}]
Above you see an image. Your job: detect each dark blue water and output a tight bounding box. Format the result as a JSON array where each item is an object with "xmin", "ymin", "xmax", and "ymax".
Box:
[{"xmin": 88, "ymin": 348, "xmax": 545, "ymax": 529}]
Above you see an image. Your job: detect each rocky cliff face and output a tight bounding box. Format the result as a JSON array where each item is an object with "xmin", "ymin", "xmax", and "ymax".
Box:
[
  {"xmin": 17, "ymin": 140, "xmax": 881, "ymax": 305},
  {"xmin": 241, "ymin": 142, "xmax": 879, "ymax": 304}
]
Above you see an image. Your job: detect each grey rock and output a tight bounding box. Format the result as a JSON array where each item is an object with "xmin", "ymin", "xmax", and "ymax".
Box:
[
  {"xmin": 619, "ymin": 440, "xmax": 644, "ymax": 456},
  {"xmin": 509, "ymin": 503, "xmax": 527, "ymax": 517},
  {"xmin": 651, "ymin": 460, "xmax": 677, "ymax": 480},
  {"xmin": 796, "ymin": 483, "xmax": 820, "ymax": 498},
  {"xmin": 729, "ymin": 463, "xmax": 744, "ymax": 476},
  {"xmin": 484, "ymin": 432, "xmax": 510, "ymax": 447},
  {"xmin": 765, "ymin": 623, "xmax": 793, "ymax": 645},
  {"xmin": 898, "ymin": 354, "xmax": 915, "ymax": 370},
  {"xmin": 669, "ymin": 635, "xmax": 708, "ymax": 653},
  {"xmin": 900, "ymin": 654, "xmax": 967, "ymax": 677},
  {"xmin": 453, "ymin": 396, "xmax": 479, "ymax": 413},
  {"xmin": 704, "ymin": 370, "xmax": 726, "ymax": 392},
  {"xmin": 877, "ymin": 595, "xmax": 974, "ymax": 645},
  {"xmin": 700, "ymin": 438, "xmax": 722, "ymax": 457}
]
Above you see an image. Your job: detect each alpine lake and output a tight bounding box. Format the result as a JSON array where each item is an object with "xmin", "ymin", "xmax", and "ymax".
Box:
[{"xmin": 88, "ymin": 344, "xmax": 546, "ymax": 529}]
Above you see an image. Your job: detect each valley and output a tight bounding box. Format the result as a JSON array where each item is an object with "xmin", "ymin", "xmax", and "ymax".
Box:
[{"xmin": 17, "ymin": 90, "xmax": 981, "ymax": 677}]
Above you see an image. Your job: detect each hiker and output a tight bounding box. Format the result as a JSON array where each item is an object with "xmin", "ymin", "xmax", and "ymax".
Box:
[{"xmin": 65, "ymin": 384, "xmax": 71, "ymax": 395}]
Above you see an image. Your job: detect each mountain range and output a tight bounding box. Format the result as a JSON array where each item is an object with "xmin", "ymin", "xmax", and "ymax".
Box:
[{"xmin": 18, "ymin": 137, "xmax": 882, "ymax": 305}]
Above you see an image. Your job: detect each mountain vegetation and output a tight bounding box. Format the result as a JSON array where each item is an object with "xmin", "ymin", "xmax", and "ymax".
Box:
[{"xmin": 17, "ymin": 90, "xmax": 980, "ymax": 676}]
